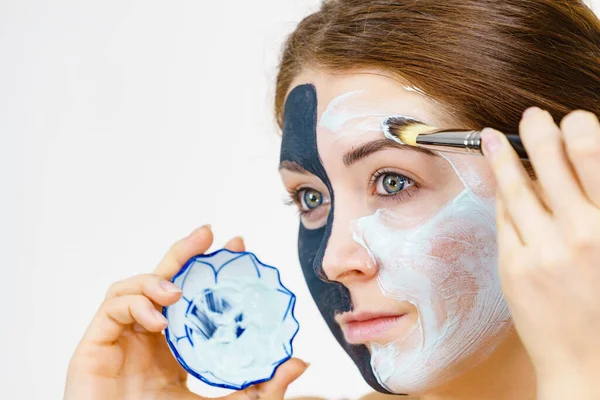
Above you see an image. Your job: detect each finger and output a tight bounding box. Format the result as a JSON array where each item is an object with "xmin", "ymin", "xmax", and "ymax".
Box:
[
  {"xmin": 227, "ymin": 358, "xmax": 309, "ymax": 400},
  {"xmin": 105, "ymin": 274, "xmax": 182, "ymax": 307},
  {"xmin": 519, "ymin": 107, "xmax": 583, "ymax": 214},
  {"xmin": 531, "ymin": 179, "xmax": 553, "ymax": 215},
  {"xmin": 153, "ymin": 225, "xmax": 214, "ymax": 280},
  {"xmin": 253, "ymin": 358, "xmax": 308, "ymax": 399},
  {"xmin": 561, "ymin": 110, "xmax": 600, "ymax": 208},
  {"xmin": 83, "ymin": 295, "xmax": 168, "ymax": 344},
  {"xmin": 496, "ymin": 193, "xmax": 524, "ymax": 249},
  {"xmin": 482, "ymin": 127, "xmax": 550, "ymax": 241},
  {"xmin": 224, "ymin": 236, "xmax": 246, "ymax": 252}
]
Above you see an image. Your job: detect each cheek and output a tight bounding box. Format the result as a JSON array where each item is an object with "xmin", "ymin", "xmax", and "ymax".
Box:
[
  {"xmin": 430, "ymin": 215, "xmax": 497, "ymax": 273},
  {"xmin": 425, "ymin": 217, "xmax": 496, "ymax": 317},
  {"xmin": 429, "ymin": 236, "xmax": 479, "ymax": 316}
]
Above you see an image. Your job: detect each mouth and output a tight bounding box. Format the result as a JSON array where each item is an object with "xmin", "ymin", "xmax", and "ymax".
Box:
[{"xmin": 338, "ymin": 312, "xmax": 409, "ymax": 344}]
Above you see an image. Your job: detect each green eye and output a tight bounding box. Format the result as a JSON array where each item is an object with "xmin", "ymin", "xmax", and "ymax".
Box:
[
  {"xmin": 300, "ymin": 189, "xmax": 323, "ymax": 210},
  {"xmin": 382, "ymin": 173, "xmax": 407, "ymax": 194}
]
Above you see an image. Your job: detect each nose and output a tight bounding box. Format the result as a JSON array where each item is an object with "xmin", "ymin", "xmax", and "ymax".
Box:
[{"xmin": 322, "ymin": 206, "xmax": 378, "ymax": 285}]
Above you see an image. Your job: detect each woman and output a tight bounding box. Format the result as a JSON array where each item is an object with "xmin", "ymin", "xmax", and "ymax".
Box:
[{"xmin": 64, "ymin": 0, "xmax": 600, "ymax": 399}]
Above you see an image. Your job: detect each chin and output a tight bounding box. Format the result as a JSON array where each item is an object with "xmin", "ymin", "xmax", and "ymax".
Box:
[{"xmin": 368, "ymin": 319, "xmax": 513, "ymax": 395}]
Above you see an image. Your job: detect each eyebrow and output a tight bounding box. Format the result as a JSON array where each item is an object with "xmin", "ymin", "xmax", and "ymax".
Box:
[
  {"xmin": 278, "ymin": 160, "xmax": 309, "ymax": 173},
  {"xmin": 343, "ymin": 139, "xmax": 437, "ymax": 167},
  {"xmin": 278, "ymin": 139, "xmax": 438, "ymax": 172}
]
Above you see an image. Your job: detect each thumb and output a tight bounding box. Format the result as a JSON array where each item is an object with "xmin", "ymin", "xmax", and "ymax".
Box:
[{"xmin": 228, "ymin": 358, "xmax": 309, "ymax": 400}]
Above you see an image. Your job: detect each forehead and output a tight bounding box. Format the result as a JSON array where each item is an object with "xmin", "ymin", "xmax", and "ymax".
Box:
[
  {"xmin": 289, "ymin": 70, "xmax": 452, "ymax": 137},
  {"xmin": 284, "ymin": 71, "xmax": 450, "ymax": 175}
]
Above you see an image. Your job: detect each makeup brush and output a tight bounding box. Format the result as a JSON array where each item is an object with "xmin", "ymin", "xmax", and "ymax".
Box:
[{"xmin": 382, "ymin": 116, "xmax": 529, "ymax": 160}]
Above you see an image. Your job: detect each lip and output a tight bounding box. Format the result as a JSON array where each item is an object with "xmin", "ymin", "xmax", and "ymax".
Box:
[{"xmin": 338, "ymin": 312, "xmax": 408, "ymax": 344}]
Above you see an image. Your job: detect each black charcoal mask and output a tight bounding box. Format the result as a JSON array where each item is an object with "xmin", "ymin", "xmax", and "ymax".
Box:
[{"xmin": 279, "ymin": 84, "xmax": 395, "ymax": 394}]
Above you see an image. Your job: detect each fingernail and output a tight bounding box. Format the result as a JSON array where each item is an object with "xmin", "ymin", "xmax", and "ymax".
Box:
[
  {"xmin": 481, "ymin": 128, "xmax": 502, "ymax": 156},
  {"xmin": 303, "ymin": 361, "xmax": 311, "ymax": 369},
  {"xmin": 160, "ymin": 280, "xmax": 181, "ymax": 293},
  {"xmin": 188, "ymin": 224, "xmax": 211, "ymax": 237},
  {"xmin": 153, "ymin": 309, "xmax": 168, "ymax": 325},
  {"xmin": 523, "ymin": 106, "xmax": 542, "ymax": 118}
]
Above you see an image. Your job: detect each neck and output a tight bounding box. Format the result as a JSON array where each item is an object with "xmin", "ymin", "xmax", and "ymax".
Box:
[{"xmin": 423, "ymin": 328, "xmax": 536, "ymax": 400}]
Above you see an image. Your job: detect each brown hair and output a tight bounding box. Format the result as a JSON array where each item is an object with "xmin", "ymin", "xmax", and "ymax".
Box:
[{"xmin": 274, "ymin": 0, "xmax": 600, "ymax": 134}]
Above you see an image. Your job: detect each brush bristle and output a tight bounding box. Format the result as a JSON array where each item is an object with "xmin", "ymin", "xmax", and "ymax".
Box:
[{"xmin": 383, "ymin": 116, "xmax": 437, "ymax": 146}]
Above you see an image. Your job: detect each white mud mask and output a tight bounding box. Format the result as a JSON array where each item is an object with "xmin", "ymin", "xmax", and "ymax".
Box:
[{"xmin": 351, "ymin": 153, "xmax": 512, "ymax": 394}]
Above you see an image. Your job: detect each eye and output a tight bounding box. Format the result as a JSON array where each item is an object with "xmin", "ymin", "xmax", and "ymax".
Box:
[
  {"xmin": 299, "ymin": 188, "xmax": 323, "ymax": 210},
  {"xmin": 381, "ymin": 173, "xmax": 405, "ymax": 194},
  {"xmin": 373, "ymin": 171, "xmax": 416, "ymax": 197},
  {"xmin": 287, "ymin": 187, "xmax": 330, "ymax": 229}
]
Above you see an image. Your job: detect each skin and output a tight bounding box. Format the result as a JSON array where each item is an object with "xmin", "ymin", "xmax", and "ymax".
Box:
[
  {"xmin": 281, "ymin": 69, "xmax": 600, "ymax": 399},
  {"xmin": 65, "ymin": 70, "xmax": 600, "ymax": 400},
  {"xmin": 281, "ymin": 70, "xmax": 534, "ymax": 399},
  {"xmin": 484, "ymin": 108, "xmax": 600, "ymax": 400},
  {"xmin": 63, "ymin": 227, "xmax": 308, "ymax": 400}
]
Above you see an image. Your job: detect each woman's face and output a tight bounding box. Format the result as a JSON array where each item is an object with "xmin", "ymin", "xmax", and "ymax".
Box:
[{"xmin": 279, "ymin": 70, "xmax": 512, "ymax": 394}]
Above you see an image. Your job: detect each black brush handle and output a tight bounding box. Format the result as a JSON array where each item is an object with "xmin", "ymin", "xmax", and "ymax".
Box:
[{"xmin": 505, "ymin": 134, "xmax": 529, "ymax": 161}]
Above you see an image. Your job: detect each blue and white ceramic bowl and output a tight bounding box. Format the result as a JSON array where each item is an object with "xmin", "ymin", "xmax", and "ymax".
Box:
[{"xmin": 163, "ymin": 249, "xmax": 300, "ymax": 390}]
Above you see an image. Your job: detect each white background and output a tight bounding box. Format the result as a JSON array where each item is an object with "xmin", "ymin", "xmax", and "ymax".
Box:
[{"xmin": 2, "ymin": 1, "xmax": 599, "ymax": 399}]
